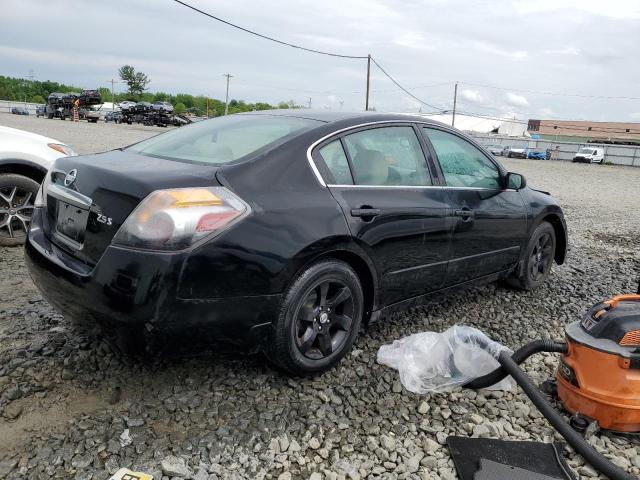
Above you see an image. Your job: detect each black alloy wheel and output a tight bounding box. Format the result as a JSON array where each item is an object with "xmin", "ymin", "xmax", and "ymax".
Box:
[
  {"xmin": 268, "ymin": 260, "xmax": 364, "ymax": 375},
  {"xmin": 529, "ymin": 231, "xmax": 554, "ymax": 282},
  {"xmin": 294, "ymin": 279, "xmax": 355, "ymax": 360},
  {"xmin": 0, "ymin": 174, "xmax": 40, "ymax": 247},
  {"xmin": 508, "ymin": 221, "xmax": 556, "ymax": 290}
]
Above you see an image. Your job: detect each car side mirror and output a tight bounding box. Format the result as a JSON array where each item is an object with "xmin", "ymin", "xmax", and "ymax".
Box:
[{"xmin": 505, "ymin": 172, "xmax": 526, "ymax": 190}]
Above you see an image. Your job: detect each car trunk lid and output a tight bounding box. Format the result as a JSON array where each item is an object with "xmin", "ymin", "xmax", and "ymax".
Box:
[{"xmin": 44, "ymin": 150, "xmax": 221, "ymax": 266}]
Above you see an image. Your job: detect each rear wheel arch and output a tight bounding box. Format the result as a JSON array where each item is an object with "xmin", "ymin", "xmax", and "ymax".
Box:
[{"xmin": 290, "ymin": 247, "xmax": 378, "ymax": 324}]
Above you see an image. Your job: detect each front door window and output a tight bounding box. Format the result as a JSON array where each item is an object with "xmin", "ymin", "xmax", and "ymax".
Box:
[{"xmin": 423, "ymin": 128, "xmax": 501, "ymax": 189}]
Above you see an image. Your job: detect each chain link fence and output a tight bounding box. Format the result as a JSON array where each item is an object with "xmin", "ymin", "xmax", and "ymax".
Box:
[{"xmin": 469, "ymin": 133, "xmax": 640, "ymax": 167}]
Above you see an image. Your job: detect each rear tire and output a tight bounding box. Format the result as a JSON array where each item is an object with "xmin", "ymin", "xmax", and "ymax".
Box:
[
  {"xmin": 0, "ymin": 174, "xmax": 40, "ymax": 247},
  {"xmin": 267, "ymin": 260, "xmax": 364, "ymax": 375},
  {"xmin": 508, "ymin": 221, "xmax": 556, "ymax": 290}
]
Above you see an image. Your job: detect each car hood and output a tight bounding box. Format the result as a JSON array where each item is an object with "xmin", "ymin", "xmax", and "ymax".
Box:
[
  {"xmin": 528, "ymin": 184, "xmax": 550, "ymax": 195},
  {"xmin": 0, "ymin": 125, "xmax": 65, "ymax": 146}
]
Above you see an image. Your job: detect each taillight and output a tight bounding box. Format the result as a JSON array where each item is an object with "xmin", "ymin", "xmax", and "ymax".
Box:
[{"xmin": 112, "ymin": 187, "xmax": 249, "ymax": 250}]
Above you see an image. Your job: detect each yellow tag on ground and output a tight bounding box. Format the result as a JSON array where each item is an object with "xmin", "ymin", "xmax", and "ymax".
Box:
[{"xmin": 108, "ymin": 467, "xmax": 154, "ymax": 480}]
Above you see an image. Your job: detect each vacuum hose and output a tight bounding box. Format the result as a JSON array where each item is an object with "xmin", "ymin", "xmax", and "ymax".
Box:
[
  {"xmin": 464, "ymin": 339, "xmax": 567, "ymax": 389},
  {"xmin": 466, "ymin": 340, "xmax": 637, "ymax": 480}
]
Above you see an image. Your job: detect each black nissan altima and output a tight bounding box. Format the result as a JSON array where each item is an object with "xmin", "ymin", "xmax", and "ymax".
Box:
[{"xmin": 25, "ymin": 111, "xmax": 567, "ymax": 374}]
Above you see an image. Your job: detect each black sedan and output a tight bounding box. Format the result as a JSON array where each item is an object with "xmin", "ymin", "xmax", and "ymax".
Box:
[{"xmin": 25, "ymin": 111, "xmax": 567, "ymax": 375}]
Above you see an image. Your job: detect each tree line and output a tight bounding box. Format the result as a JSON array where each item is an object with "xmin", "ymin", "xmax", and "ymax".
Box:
[{"xmin": 0, "ymin": 75, "xmax": 301, "ymax": 116}]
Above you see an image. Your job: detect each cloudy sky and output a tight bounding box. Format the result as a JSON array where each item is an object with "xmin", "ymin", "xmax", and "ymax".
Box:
[{"xmin": 2, "ymin": 0, "xmax": 640, "ymax": 121}]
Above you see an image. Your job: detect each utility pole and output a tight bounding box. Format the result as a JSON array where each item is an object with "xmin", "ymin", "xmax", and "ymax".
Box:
[
  {"xmin": 452, "ymin": 81, "xmax": 458, "ymax": 127},
  {"xmin": 109, "ymin": 79, "xmax": 120, "ymax": 111},
  {"xmin": 223, "ymin": 73, "xmax": 233, "ymax": 115},
  {"xmin": 365, "ymin": 54, "xmax": 371, "ymax": 111},
  {"xmin": 307, "ymin": 97, "xmax": 312, "ymax": 109}
]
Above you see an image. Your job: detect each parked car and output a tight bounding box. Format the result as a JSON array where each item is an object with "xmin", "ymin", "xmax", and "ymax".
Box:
[
  {"xmin": 505, "ymin": 146, "xmax": 527, "ymax": 158},
  {"xmin": 573, "ymin": 147, "xmax": 604, "ymax": 164},
  {"xmin": 25, "ymin": 111, "xmax": 567, "ymax": 374},
  {"xmin": 36, "ymin": 105, "xmax": 46, "ymax": 117},
  {"xmin": 47, "ymin": 92, "xmax": 64, "ymax": 106},
  {"xmin": 0, "ymin": 126, "xmax": 76, "ymax": 246},
  {"xmin": 104, "ymin": 111, "xmax": 123, "ymax": 123},
  {"xmin": 152, "ymin": 101, "xmax": 174, "ymax": 113},
  {"xmin": 11, "ymin": 107, "xmax": 29, "ymax": 115},
  {"xmin": 79, "ymin": 108, "xmax": 100, "ymax": 123},
  {"xmin": 135, "ymin": 101, "xmax": 152, "ymax": 113},
  {"xmin": 485, "ymin": 145, "xmax": 504, "ymax": 156},
  {"xmin": 118, "ymin": 101, "xmax": 137, "ymax": 112},
  {"xmin": 79, "ymin": 89, "xmax": 102, "ymax": 106},
  {"xmin": 61, "ymin": 92, "xmax": 80, "ymax": 107},
  {"xmin": 527, "ymin": 149, "xmax": 546, "ymax": 160}
]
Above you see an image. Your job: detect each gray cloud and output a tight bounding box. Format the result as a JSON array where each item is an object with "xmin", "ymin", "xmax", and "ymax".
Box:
[{"xmin": 1, "ymin": 0, "xmax": 639, "ymax": 121}]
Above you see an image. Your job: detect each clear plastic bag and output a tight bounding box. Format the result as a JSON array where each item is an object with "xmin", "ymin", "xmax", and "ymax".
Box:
[{"xmin": 377, "ymin": 325, "xmax": 515, "ymax": 393}]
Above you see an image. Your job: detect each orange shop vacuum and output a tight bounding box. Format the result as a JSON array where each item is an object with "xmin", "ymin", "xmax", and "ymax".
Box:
[
  {"xmin": 464, "ymin": 283, "xmax": 640, "ymax": 480},
  {"xmin": 557, "ymin": 293, "xmax": 640, "ymax": 433}
]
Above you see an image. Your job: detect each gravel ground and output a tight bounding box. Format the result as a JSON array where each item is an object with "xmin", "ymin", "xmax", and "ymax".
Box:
[
  {"xmin": 0, "ymin": 112, "xmax": 167, "ymax": 154},
  {"xmin": 0, "ymin": 114, "xmax": 639, "ymax": 479}
]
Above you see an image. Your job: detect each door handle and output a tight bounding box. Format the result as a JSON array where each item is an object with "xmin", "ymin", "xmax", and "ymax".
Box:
[
  {"xmin": 351, "ymin": 208, "xmax": 381, "ymax": 219},
  {"xmin": 454, "ymin": 208, "xmax": 474, "ymax": 221}
]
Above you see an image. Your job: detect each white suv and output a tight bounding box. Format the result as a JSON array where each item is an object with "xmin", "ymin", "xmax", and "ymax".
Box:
[{"xmin": 0, "ymin": 126, "xmax": 76, "ymax": 246}]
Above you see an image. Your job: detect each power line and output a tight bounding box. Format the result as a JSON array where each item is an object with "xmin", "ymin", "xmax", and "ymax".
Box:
[
  {"xmin": 172, "ymin": 0, "xmax": 368, "ymax": 59},
  {"xmin": 171, "ymin": 0, "xmax": 453, "ymax": 111},
  {"xmin": 461, "ymin": 81, "xmax": 640, "ymax": 101},
  {"xmin": 232, "ymin": 79, "xmax": 453, "ymax": 96},
  {"xmin": 369, "ymin": 57, "xmax": 445, "ymax": 111},
  {"xmin": 356, "ymin": 80, "xmax": 453, "ymax": 95}
]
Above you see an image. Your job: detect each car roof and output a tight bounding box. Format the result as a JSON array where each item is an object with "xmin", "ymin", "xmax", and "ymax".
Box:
[{"xmin": 240, "ymin": 109, "xmax": 449, "ymax": 126}]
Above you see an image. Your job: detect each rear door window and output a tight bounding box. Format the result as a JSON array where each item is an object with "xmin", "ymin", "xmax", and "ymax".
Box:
[
  {"xmin": 317, "ymin": 140, "xmax": 353, "ymax": 185},
  {"xmin": 342, "ymin": 126, "xmax": 432, "ymax": 186},
  {"xmin": 423, "ymin": 128, "xmax": 501, "ymax": 189}
]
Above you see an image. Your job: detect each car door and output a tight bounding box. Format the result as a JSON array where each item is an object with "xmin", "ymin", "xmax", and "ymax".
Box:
[
  {"xmin": 421, "ymin": 126, "xmax": 527, "ymax": 286},
  {"xmin": 312, "ymin": 124, "xmax": 451, "ymax": 306}
]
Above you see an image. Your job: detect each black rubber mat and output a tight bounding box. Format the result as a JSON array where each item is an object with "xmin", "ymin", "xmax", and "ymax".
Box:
[
  {"xmin": 474, "ymin": 459, "xmax": 563, "ymax": 480},
  {"xmin": 446, "ymin": 436, "xmax": 576, "ymax": 480}
]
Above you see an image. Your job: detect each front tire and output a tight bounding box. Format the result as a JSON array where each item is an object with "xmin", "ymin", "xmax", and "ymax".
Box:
[
  {"xmin": 508, "ymin": 222, "xmax": 556, "ymax": 290},
  {"xmin": 0, "ymin": 174, "xmax": 40, "ymax": 247},
  {"xmin": 267, "ymin": 260, "xmax": 364, "ymax": 375}
]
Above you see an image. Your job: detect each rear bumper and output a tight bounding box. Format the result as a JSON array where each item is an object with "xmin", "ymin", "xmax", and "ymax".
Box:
[{"xmin": 24, "ymin": 208, "xmax": 280, "ymax": 351}]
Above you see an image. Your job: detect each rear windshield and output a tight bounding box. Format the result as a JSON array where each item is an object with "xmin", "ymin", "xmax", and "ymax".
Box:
[{"xmin": 127, "ymin": 114, "xmax": 321, "ymax": 165}]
